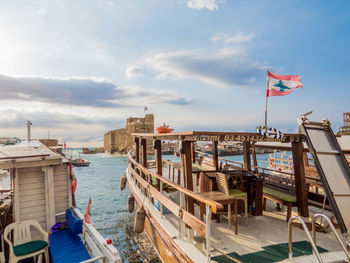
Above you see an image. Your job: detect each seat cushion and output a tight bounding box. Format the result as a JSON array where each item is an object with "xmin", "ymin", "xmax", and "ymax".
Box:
[
  {"xmin": 66, "ymin": 208, "xmax": 82, "ymax": 235},
  {"xmin": 50, "ymin": 229, "xmax": 91, "ymax": 263},
  {"xmin": 263, "ymin": 187, "xmax": 297, "ymax": 203},
  {"xmin": 229, "ymin": 189, "xmax": 247, "ymax": 197},
  {"xmin": 13, "ymin": 240, "xmax": 48, "ymax": 256},
  {"xmin": 151, "ymin": 175, "xmax": 168, "ymax": 189}
]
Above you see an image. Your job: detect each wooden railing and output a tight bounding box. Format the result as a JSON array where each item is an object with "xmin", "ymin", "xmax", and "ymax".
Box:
[{"xmin": 127, "ymin": 150, "xmax": 223, "ymax": 262}]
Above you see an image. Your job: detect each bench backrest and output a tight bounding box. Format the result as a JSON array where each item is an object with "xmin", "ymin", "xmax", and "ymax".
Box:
[{"xmin": 263, "ymin": 173, "xmax": 295, "ymax": 194}]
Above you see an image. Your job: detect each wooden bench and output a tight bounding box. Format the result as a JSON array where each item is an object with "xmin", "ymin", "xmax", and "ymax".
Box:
[{"xmin": 262, "ymin": 173, "xmax": 297, "ymax": 222}]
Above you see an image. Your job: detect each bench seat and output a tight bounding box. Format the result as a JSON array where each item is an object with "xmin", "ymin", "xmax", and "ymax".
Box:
[
  {"xmin": 50, "ymin": 229, "xmax": 91, "ymax": 263},
  {"xmin": 263, "ymin": 186, "xmax": 297, "ymax": 222}
]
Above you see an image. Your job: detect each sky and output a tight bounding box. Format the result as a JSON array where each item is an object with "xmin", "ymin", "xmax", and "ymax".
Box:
[{"xmin": 0, "ymin": 0, "xmax": 349, "ymax": 147}]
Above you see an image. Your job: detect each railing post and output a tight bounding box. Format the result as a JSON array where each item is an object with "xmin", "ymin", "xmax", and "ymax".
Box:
[
  {"xmin": 179, "ymin": 191, "xmax": 186, "ymax": 240},
  {"xmin": 206, "ymin": 205, "xmax": 212, "ymax": 262}
]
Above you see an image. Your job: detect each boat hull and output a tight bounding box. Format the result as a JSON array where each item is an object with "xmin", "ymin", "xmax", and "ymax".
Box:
[{"xmin": 128, "ymin": 180, "xmax": 193, "ymax": 263}]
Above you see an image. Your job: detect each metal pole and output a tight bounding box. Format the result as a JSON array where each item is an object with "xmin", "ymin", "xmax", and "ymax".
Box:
[
  {"xmin": 265, "ymin": 72, "xmax": 269, "ymax": 132},
  {"xmin": 27, "ymin": 121, "xmax": 32, "ymax": 142},
  {"xmin": 206, "ymin": 205, "xmax": 212, "ymax": 262}
]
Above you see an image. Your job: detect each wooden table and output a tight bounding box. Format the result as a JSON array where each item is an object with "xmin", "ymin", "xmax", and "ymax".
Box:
[{"xmin": 198, "ymin": 191, "xmax": 239, "ymax": 234}]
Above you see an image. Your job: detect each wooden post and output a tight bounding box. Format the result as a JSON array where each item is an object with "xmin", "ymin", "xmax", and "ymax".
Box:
[
  {"xmin": 292, "ymin": 141, "xmax": 309, "ymax": 217},
  {"xmin": 155, "ymin": 140, "xmax": 162, "ymax": 191},
  {"xmin": 135, "ymin": 138, "xmax": 140, "ymax": 163},
  {"xmin": 251, "ymin": 146, "xmax": 258, "ymax": 174},
  {"xmin": 183, "ymin": 141, "xmax": 194, "ymax": 215},
  {"xmin": 141, "ymin": 139, "xmax": 147, "ymax": 180},
  {"xmin": 243, "ymin": 142, "xmax": 251, "ymax": 172},
  {"xmin": 191, "ymin": 142, "xmax": 196, "ymax": 164},
  {"xmin": 14, "ymin": 168, "xmax": 20, "ymax": 222},
  {"xmin": 213, "ymin": 141, "xmax": 219, "ymax": 170},
  {"xmin": 43, "ymin": 166, "xmax": 56, "ymax": 233}
]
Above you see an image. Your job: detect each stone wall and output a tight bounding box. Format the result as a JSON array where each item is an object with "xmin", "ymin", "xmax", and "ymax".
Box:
[{"xmin": 104, "ymin": 114, "xmax": 154, "ymax": 154}]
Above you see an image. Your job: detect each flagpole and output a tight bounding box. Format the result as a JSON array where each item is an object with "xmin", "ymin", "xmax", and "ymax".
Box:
[{"xmin": 265, "ymin": 71, "xmax": 269, "ymax": 132}]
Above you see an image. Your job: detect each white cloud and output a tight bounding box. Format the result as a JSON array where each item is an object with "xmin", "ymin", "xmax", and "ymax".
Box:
[
  {"xmin": 125, "ymin": 66, "xmax": 145, "ymax": 79},
  {"xmin": 211, "ymin": 31, "xmax": 255, "ymax": 44},
  {"xmin": 187, "ymin": 0, "xmax": 218, "ymax": 10},
  {"xmin": 112, "ymin": 86, "xmax": 191, "ymax": 106},
  {"xmin": 147, "ymin": 48, "xmax": 267, "ymax": 89}
]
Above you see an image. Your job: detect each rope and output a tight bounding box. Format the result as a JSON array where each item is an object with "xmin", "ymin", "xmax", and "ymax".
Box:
[{"xmin": 256, "ymin": 126, "xmax": 283, "ymax": 139}]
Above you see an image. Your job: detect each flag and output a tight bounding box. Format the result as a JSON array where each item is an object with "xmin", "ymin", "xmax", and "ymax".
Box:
[
  {"xmin": 84, "ymin": 197, "xmax": 92, "ymax": 224},
  {"xmin": 144, "ymin": 106, "xmax": 148, "ymax": 111},
  {"xmin": 267, "ymin": 71, "xmax": 303, "ymax": 97},
  {"xmin": 69, "ymin": 163, "xmax": 77, "ymax": 194}
]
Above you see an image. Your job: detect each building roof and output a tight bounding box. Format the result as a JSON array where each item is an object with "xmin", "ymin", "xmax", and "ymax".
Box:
[{"xmin": 0, "ymin": 140, "xmax": 67, "ymax": 169}]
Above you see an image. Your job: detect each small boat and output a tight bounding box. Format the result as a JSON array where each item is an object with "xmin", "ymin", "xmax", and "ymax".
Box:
[
  {"xmin": 156, "ymin": 123, "xmax": 174, "ymax": 133},
  {"xmin": 70, "ymin": 157, "xmax": 90, "ymax": 167}
]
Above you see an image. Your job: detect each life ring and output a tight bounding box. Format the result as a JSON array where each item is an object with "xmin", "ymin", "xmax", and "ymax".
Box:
[{"xmin": 256, "ymin": 126, "xmax": 283, "ymax": 139}]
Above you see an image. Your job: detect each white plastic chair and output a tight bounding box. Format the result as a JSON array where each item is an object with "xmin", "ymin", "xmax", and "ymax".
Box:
[{"xmin": 4, "ymin": 220, "xmax": 49, "ymax": 263}]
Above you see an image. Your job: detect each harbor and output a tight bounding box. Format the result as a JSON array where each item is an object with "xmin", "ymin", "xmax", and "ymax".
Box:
[{"xmin": 1, "ymin": 1, "xmax": 350, "ymax": 262}]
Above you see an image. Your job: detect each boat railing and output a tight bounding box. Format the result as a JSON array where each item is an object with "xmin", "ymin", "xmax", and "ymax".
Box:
[
  {"xmin": 288, "ymin": 216, "xmax": 323, "ymax": 262},
  {"xmin": 128, "ymin": 150, "xmax": 224, "ymax": 262},
  {"xmin": 312, "ymin": 214, "xmax": 350, "ymax": 261},
  {"xmin": 73, "ymin": 208, "xmax": 122, "ymax": 263}
]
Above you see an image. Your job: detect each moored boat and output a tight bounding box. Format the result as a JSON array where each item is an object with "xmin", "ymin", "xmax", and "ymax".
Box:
[
  {"xmin": 156, "ymin": 123, "xmax": 174, "ymax": 133},
  {"xmin": 0, "ymin": 140, "xmax": 120, "ymax": 262},
  {"xmin": 123, "ymin": 118, "xmax": 350, "ymax": 262}
]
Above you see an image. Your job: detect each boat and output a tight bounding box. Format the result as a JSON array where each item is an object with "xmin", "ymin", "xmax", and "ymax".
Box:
[
  {"xmin": 0, "ymin": 140, "xmax": 120, "ymax": 262},
  {"xmin": 156, "ymin": 123, "xmax": 174, "ymax": 133},
  {"xmin": 70, "ymin": 157, "xmax": 91, "ymax": 167},
  {"xmin": 123, "ymin": 117, "xmax": 350, "ymax": 262}
]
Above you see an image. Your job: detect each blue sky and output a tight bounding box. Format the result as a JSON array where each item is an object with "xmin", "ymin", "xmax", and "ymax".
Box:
[{"xmin": 0, "ymin": 0, "xmax": 349, "ymax": 146}]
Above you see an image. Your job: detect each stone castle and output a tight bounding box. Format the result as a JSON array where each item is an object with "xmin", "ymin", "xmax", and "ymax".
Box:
[{"xmin": 104, "ymin": 114, "xmax": 154, "ymax": 154}]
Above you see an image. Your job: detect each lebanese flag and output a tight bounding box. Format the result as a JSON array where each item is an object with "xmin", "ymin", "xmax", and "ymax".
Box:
[
  {"xmin": 84, "ymin": 198, "xmax": 92, "ymax": 224},
  {"xmin": 267, "ymin": 71, "xmax": 303, "ymax": 97}
]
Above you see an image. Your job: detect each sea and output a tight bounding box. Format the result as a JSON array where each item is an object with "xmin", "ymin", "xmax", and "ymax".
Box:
[{"xmin": 71, "ymin": 150, "xmax": 276, "ymax": 262}]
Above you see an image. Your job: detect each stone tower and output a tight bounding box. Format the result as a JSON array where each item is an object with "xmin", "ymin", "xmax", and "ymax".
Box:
[{"xmin": 104, "ymin": 114, "xmax": 154, "ymax": 154}]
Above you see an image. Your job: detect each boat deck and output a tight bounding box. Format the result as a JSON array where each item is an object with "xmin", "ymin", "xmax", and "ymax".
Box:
[{"xmin": 147, "ymin": 166, "xmax": 349, "ymax": 262}]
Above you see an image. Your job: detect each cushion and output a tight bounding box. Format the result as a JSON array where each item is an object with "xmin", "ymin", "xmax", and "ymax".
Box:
[
  {"xmin": 50, "ymin": 229, "xmax": 91, "ymax": 263},
  {"xmin": 14, "ymin": 240, "xmax": 48, "ymax": 256},
  {"xmin": 229, "ymin": 189, "xmax": 247, "ymax": 197},
  {"xmin": 263, "ymin": 187, "xmax": 297, "ymax": 203},
  {"xmin": 66, "ymin": 208, "xmax": 82, "ymax": 235},
  {"xmin": 151, "ymin": 175, "xmax": 168, "ymax": 189}
]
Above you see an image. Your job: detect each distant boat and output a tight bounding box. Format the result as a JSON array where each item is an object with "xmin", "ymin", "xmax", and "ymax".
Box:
[
  {"xmin": 156, "ymin": 123, "xmax": 174, "ymax": 133},
  {"xmin": 71, "ymin": 158, "xmax": 90, "ymax": 167}
]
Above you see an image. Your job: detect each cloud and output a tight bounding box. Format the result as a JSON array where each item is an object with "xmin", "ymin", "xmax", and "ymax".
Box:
[
  {"xmin": 112, "ymin": 86, "xmax": 192, "ymax": 106},
  {"xmin": 147, "ymin": 48, "xmax": 267, "ymax": 89},
  {"xmin": 0, "ymin": 74, "xmax": 190, "ymax": 107},
  {"xmin": 125, "ymin": 66, "xmax": 145, "ymax": 79},
  {"xmin": 211, "ymin": 31, "xmax": 255, "ymax": 44},
  {"xmin": 187, "ymin": 0, "xmax": 218, "ymax": 10}
]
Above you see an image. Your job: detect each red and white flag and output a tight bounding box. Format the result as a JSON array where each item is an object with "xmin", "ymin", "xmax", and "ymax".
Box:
[
  {"xmin": 266, "ymin": 71, "xmax": 303, "ymax": 97},
  {"xmin": 84, "ymin": 198, "xmax": 92, "ymax": 224}
]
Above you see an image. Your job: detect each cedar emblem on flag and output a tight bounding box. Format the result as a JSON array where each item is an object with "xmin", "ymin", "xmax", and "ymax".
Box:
[{"xmin": 84, "ymin": 197, "xmax": 92, "ymax": 224}]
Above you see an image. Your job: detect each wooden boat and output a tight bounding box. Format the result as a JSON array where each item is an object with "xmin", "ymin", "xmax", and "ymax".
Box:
[
  {"xmin": 125, "ymin": 129, "xmax": 350, "ymax": 262},
  {"xmin": 156, "ymin": 123, "xmax": 174, "ymax": 133},
  {"xmin": 0, "ymin": 140, "xmax": 120, "ymax": 262}
]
